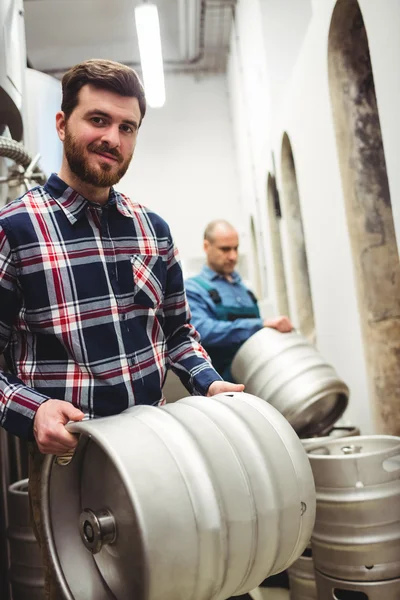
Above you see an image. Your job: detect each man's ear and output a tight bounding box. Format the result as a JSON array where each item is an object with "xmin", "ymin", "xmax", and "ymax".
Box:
[
  {"xmin": 203, "ymin": 239, "xmax": 210, "ymax": 253},
  {"xmin": 55, "ymin": 111, "xmax": 66, "ymax": 142}
]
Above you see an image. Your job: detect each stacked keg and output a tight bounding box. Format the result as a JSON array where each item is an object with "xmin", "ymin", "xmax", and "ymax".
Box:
[
  {"xmin": 0, "ymin": 426, "xmax": 44, "ymax": 600},
  {"xmin": 7, "ymin": 479, "xmax": 45, "ymax": 599},
  {"xmin": 287, "ymin": 427, "xmax": 360, "ymax": 600},
  {"xmin": 308, "ymin": 435, "xmax": 400, "ymax": 599},
  {"xmin": 40, "ymin": 392, "xmax": 316, "ymax": 600}
]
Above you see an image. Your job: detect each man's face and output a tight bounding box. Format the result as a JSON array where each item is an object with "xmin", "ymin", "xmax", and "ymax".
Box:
[
  {"xmin": 204, "ymin": 228, "xmax": 239, "ymax": 276},
  {"xmin": 57, "ymin": 84, "xmax": 142, "ymax": 188}
]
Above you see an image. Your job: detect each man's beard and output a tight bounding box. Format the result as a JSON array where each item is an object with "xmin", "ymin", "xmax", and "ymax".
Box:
[{"xmin": 64, "ymin": 127, "xmax": 132, "ymax": 188}]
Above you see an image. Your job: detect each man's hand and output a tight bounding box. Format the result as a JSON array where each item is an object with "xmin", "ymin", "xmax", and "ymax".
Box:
[
  {"xmin": 263, "ymin": 315, "xmax": 293, "ymax": 333},
  {"xmin": 207, "ymin": 380, "xmax": 245, "ymax": 397},
  {"xmin": 33, "ymin": 399, "xmax": 85, "ymax": 455}
]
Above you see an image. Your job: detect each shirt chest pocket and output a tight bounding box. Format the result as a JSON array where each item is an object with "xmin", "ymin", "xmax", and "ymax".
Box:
[{"xmin": 130, "ymin": 254, "xmax": 165, "ymax": 309}]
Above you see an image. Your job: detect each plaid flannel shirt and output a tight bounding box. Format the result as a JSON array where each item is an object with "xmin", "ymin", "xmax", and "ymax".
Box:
[{"xmin": 0, "ymin": 174, "xmax": 220, "ymax": 439}]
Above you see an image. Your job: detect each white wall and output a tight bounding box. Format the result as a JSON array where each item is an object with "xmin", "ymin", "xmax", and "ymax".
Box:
[
  {"xmin": 24, "ymin": 68, "xmax": 63, "ymax": 177},
  {"xmin": 227, "ymin": 0, "xmax": 400, "ymax": 434},
  {"xmin": 260, "ymin": 0, "xmax": 312, "ymax": 124},
  {"xmin": 117, "ymin": 73, "xmax": 242, "ymax": 277}
]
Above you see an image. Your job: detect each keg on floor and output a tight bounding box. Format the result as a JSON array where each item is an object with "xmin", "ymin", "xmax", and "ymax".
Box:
[
  {"xmin": 288, "ymin": 426, "xmax": 361, "ymax": 599},
  {"xmin": 231, "ymin": 329, "xmax": 349, "ymax": 437},
  {"xmin": 7, "ymin": 479, "xmax": 45, "ymax": 600},
  {"xmin": 315, "ymin": 570, "xmax": 400, "ymax": 599},
  {"xmin": 41, "ymin": 392, "xmax": 316, "ymax": 600},
  {"xmin": 288, "ymin": 546, "xmax": 317, "ymax": 600},
  {"xmin": 308, "ymin": 435, "xmax": 400, "ymax": 582}
]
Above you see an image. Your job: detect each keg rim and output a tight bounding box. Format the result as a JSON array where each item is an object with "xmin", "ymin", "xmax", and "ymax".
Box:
[
  {"xmin": 306, "ymin": 434, "xmax": 400, "ymax": 458},
  {"xmin": 286, "ymin": 386, "xmax": 349, "ymax": 437},
  {"xmin": 41, "ymin": 421, "xmax": 151, "ymax": 600}
]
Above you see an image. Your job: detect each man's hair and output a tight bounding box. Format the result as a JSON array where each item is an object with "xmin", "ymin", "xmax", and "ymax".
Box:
[
  {"xmin": 61, "ymin": 59, "xmax": 147, "ymax": 124},
  {"xmin": 204, "ymin": 219, "xmax": 237, "ymax": 243}
]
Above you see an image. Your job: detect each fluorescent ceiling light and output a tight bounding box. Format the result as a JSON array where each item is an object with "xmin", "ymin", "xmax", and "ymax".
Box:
[{"xmin": 134, "ymin": 2, "xmax": 166, "ymax": 108}]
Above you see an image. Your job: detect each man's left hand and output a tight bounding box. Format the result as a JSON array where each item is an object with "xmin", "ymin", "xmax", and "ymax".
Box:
[{"xmin": 207, "ymin": 380, "xmax": 244, "ymax": 397}]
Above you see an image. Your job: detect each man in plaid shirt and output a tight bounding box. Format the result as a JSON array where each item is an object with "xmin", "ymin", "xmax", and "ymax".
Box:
[{"xmin": 0, "ymin": 59, "xmax": 243, "ymax": 598}]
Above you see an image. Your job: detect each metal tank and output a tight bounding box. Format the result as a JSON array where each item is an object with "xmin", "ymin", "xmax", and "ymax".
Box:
[
  {"xmin": 231, "ymin": 329, "xmax": 349, "ymax": 437},
  {"xmin": 7, "ymin": 479, "xmax": 45, "ymax": 600},
  {"xmin": 0, "ymin": 423, "xmax": 31, "ymax": 600},
  {"xmin": 0, "ymin": 0, "xmax": 26, "ymax": 141},
  {"xmin": 308, "ymin": 435, "xmax": 400, "ymax": 582},
  {"xmin": 287, "ymin": 426, "xmax": 360, "ymax": 599},
  {"xmin": 0, "ymin": 429, "xmax": 11, "ymax": 600},
  {"xmin": 288, "ymin": 546, "xmax": 317, "ymax": 600},
  {"xmin": 315, "ymin": 570, "xmax": 400, "ymax": 599},
  {"xmin": 41, "ymin": 392, "xmax": 316, "ymax": 600}
]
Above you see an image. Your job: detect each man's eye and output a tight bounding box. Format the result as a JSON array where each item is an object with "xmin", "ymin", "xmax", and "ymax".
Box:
[
  {"xmin": 121, "ymin": 124, "xmax": 135, "ymax": 134},
  {"xmin": 91, "ymin": 117, "xmax": 105, "ymax": 125}
]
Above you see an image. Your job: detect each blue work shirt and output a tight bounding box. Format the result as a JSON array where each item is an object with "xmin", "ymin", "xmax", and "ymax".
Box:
[{"xmin": 185, "ymin": 265, "xmax": 264, "ymax": 349}]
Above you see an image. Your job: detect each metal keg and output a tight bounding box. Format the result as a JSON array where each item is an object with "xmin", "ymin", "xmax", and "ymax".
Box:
[
  {"xmin": 231, "ymin": 329, "xmax": 348, "ymax": 437},
  {"xmin": 301, "ymin": 426, "xmax": 360, "ymax": 449},
  {"xmin": 7, "ymin": 479, "xmax": 45, "ymax": 600},
  {"xmin": 308, "ymin": 435, "xmax": 400, "ymax": 581},
  {"xmin": 41, "ymin": 392, "xmax": 316, "ymax": 600},
  {"xmin": 315, "ymin": 570, "xmax": 400, "ymax": 599},
  {"xmin": 287, "ymin": 427, "xmax": 360, "ymax": 599},
  {"xmin": 288, "ymin": 546, "xmax": 317, "ymax": 600}
]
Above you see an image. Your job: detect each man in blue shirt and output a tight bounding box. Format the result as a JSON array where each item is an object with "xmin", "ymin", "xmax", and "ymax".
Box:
[{"xmin": 186, "ymin": 220, "xmax": 293, "ymax": 380}]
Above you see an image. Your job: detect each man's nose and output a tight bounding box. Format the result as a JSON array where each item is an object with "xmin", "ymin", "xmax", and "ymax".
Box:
[
  {"xmin": 228, "ymin": 250, "xmax": 237, "ymax": 260},
  {"xmin": 100, "ymin": 125, "xmax": 120, "ymax": 149}
]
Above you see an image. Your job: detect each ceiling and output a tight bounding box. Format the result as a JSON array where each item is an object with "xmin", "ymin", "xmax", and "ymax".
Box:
[{"xmin": 23, "ymin": 0, "xmax": 236, "ymax": 76}]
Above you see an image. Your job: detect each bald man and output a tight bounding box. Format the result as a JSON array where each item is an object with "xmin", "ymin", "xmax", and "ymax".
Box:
[{"xmin": 185, "ymin": 220, "xmax": 293, "ymax": 381}]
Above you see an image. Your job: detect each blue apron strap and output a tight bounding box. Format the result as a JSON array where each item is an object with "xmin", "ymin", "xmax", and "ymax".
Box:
[{"xmin": 191, "ymin": 275, "xmax": 214, "ymax": 293}]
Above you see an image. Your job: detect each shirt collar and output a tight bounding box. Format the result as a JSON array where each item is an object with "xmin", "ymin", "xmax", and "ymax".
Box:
[
  {"xmin": 201, "ymin": 264, "xmax": 241, "ymax": 283},
  {"xmin": 44, "ymin": 173, "xmax": 134, "ymax": 225}
]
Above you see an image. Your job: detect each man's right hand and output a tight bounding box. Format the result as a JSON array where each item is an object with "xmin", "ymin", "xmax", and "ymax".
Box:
[
  {"xmin": 33, "ymin": 399, "xmax": 85, "ymax": 455},
  {"xmin": 263, "ymin": 315, "xmax": 293, "ymax": 333}
]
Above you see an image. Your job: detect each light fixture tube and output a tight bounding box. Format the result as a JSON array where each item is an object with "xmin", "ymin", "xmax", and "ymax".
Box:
[{"xmin": 134, "ymin": 3, "xmax": 166, "ymax": 108}]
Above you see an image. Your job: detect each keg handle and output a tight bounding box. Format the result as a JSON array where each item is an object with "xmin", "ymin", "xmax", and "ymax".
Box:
[
  {"xmin": 57, "ymin": 416, "xmax": 91, "ymax": 465},
  {"xmin": 369, "ymin": 443, "xmax": 400, "ymax": 475},
  {"xmin": 382, "ymin": 453, "xmax": 400, "ymax": 473},
  {"xmin": 332, "ymin": 589, "xmax": 369, "ymax": 599},
  {"xmin": 305, "ymin": 442, "xmax": 332, "ymax": 455}
]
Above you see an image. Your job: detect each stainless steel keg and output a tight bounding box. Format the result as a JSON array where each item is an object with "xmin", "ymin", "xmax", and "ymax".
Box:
[
  {"xmin": 41, "ymin": 393, "xmax": 316, "ymax": 600},
  {"xmin": 308, "ymin": 435, "xmax": 400, "ymax": 581},
  {"xmin": 7, "ymin": 479, "xmax": 45, "ymax": 600},
  {"xmin": 287, "ymin": 427, "xmax": 360, "ymax": 599},
  {"xmin": 231, "ymin": 329, "xmax": 348, "ymax": 437},
  {"xmin": 288, "ymin": 546, "xmax": 317, "ymax": 600},
  {"xmin": 315, "ymin": 570, "xmax": 400, "ymax": 599}
]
